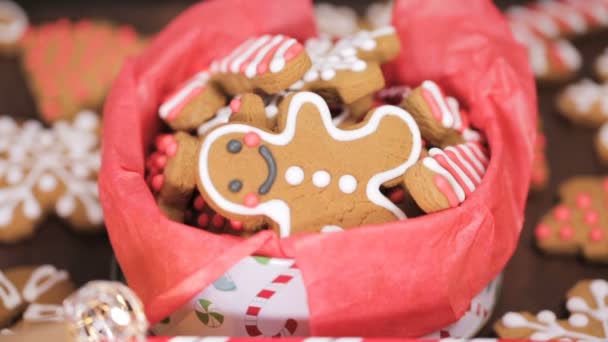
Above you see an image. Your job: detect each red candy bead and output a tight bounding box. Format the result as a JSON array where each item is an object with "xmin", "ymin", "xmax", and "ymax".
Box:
[
  {"xmin": 194, "ymin": 196, "xmax": 206, "ymax": 211},
  {"xmin": 151, "ymin": 174, "xmax": 164, "ymax": 192},
  {"xmin": 197, "ymin": 213, "xmax": 209, "ymax": 227},
  {"xmin": 244, "ymin": 193, "xmax": 259, "ymax": 208},
  {"xmin": 534, "ymin": 224, "xmax": 551, "ymax": 240},
  {"xmin": 553, "ymin": 205, "xmax": 571, "ymax": 222},
  {"xmin": 244, "ymin": 132, "xmax": 261, "ymax": 147},
  {"xmin": 584, "ymin": 210, "xmax": 599, "ymax": 225},
  {"xmin": 230, "ymin": 220, "xmax": 243, "ymax": 230},
  {"xmin": 589, "ymin": 228, "xmax": 604, "ymax": 242},
  {"xmin": 558, "ymin": 226, "xmax": 574, "ymax": 241},
  {"xmin": 212, "ymin": 214, "xmax": 225, "ymax": 228},
  {"xmin": 575, "ymin": 193, "xmax": 592, "ymax": 209}
]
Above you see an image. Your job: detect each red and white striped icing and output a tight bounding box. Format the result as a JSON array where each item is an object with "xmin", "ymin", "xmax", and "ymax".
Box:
[
  {"xmin": 422, "ymin": 143, "xmax": 489, "ymax": 208},
  {"xmin": 159, "ymin": 71, "xmax": 210, "ymax": 121},
  {"xmin": 210, "ymin": 35, "xmax": 302, "ymax": 78},
  {"xmin": 244, "ymin": 264, "xmax": 299, "ymax": 337}
]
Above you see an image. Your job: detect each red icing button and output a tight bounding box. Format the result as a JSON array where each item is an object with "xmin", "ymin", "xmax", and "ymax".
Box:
[
  {"xmin": 244, "ymin": 132, "xmax": 261, "ymax": 147},
  {"xmin": 229, "ymin": 98, "xmax": 242, "ymax": 113},
  {"xmin": 212, "ymin": 214, "xmax": 225, "ymax": 228},
  {"xmin": 584, "ymin": 210, "xmax": 599, "ymax": 225},
  {"xmin": 165, "ymin": 140, "xmax": 178, "ymax": 157},
  {"xmin": 553, "ymin": 205, "xmax": 571, "ymax": 221},
  {"xmin": 534, "ymin": 224, "xmax": 551, "ymax": 240},
  {"xmin": 151, "ymin": 174, "xmax": 164, "ymax": 192},
  {"xmin": 589, "ymin": 228, "xmax": 604, "ymax": 242},
  {"xmin": 197, "ymin": 213, "xmax": 209, "ymax": 228},
  {"xmin": 193, "ymin": 196, "xmax": 206, "ymax": 211},
  {"xmin": 230, "ymin": 220, "xmax": 243, "ymax": 230},
  {"xmin": 575, "ymin": 193, "xmax": 592, "ymax": 209},
  {"xmin": 244, "ymin": 193, "xmax": 259, "ymax": 208},
  {"xmin": 155, "ymin": 134, "xmax": 174, "ymax": 152},
  {"xmin": 558, "ymin": 226, "xmax": 574, "ymax": 241}
]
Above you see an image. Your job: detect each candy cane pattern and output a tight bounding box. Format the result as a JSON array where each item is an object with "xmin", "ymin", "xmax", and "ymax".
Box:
[
  {"xmin": 244, "ymin": 264, "xmax": 299, "ymax": 337},
  {"xmin": 159, "ymin": 71, "xmax": 211, "ymax": 122},
  {"xmin": 422, "ymin": 143, "xmax": 489, "ymax": 207}
]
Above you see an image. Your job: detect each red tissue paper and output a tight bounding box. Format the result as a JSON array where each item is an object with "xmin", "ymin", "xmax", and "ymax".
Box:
[{"xmin": 100, "ymin": 0, "xmax": 536, "ymax": 337}]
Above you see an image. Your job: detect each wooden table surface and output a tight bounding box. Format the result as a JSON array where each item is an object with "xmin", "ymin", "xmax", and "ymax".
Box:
[{"xmin": 1, "ymin": 0, "xmax": 606, "ymax": 338}]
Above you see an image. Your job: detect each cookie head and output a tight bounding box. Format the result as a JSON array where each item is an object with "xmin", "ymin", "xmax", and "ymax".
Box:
[{"xmin": 199, "ymin": 128, "xmax": 279, "ymax": 211}]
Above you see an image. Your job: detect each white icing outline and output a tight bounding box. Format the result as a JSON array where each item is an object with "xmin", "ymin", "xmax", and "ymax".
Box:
[
  {"xmin": 198, "ymin": 92, "xmax": 421, "ymax": 237},
  {"xmin": 22, "ymin": 265, "xmax": 68, "ymax": 302},
  {"xmin": 0, "ymin": 270, "xmax": 20, "ymax": 310},
  {"xmin": 421, "ymin": 80, "xmax": 454, "ymax": 128},
  {"xmin": 23, "ymin": 303, "xmax": 65, "ymax": 322},
  {"xmin": 159, "ymin": 71, "xmax": 210, "ymax": 120}
]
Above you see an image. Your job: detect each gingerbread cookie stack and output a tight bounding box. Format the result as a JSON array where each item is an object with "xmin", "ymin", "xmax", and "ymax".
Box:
[{"xmin": 146, "ymin": 27, "xmax": 490, "ymax": 237}]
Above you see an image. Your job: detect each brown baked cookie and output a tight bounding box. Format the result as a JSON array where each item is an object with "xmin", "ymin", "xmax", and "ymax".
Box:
[
  {"xmin": 531, "ymin": 120, "xmax": 549, "ymax": 192},
  {"xmin": 0, "ymin": 0, "xmax": 28, "ymax": 55},
  {"xmin": 20, "ymin": 19, "xmax": 145, "ymax": 123},
  {"xmin": 147, "ymin": 132, "xmax": 199, "ymax": 222},
  {"xmin": 595, "ymin": 47, "xmax": 608, "ymax": 82},
  {"xmin": 595, "ymin": 122, "xmax": 608, "ymax": 165},
  {"xmin": 534, "ymin": 176, "xmax": 608, "ymax": 263},
  {"xmin": 403, "ymin": 142, "xmax": 489, "ymax": 213},
  {"xmin": 158, "ymin": 71, "xmax": 227, "ymax": 132},
  {"xmin": 292, "ymin": 27, "xmax": 400, "ymax": 117},
  {"xmin": 557, "ymin": 79, "xmax": 608, "ymax": 128},
  {"xmin": 401, "ymin": 80, "xmax": 482, "ymax": 148},
  {"xmin": 0, "ymin": 265, "xmax": 73, "ymax": 329},
  {"xmin": 494, "ymin": 279, "xmax": 608, "ymax": 340},
  {"xmin": 210, "ymin": 34, "xmax": 311, "ymax": 96},
  {"xmin": 0, "ymin": 112, "xmax": 103, "ymax": 243},
  {"xmin": 196, "ymin": 91, "xmax": 422, "ymax": 237}
]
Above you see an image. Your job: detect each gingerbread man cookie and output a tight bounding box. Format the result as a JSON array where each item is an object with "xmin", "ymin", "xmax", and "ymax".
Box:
[
  {"xmin": 495, "ymin": 279, "xmax": 608, "ymax": 340},
  {"xmin": 0, "ymin": 265, "xmax": 74, "ymax": 329},
  {"xmin": 0, "ymin": 111, "xmax": 103, "ymax": 243},
  {"xmin": 196, "ymin": 91, "xmax": 422, "ymax": 237},
  {"xmin": 403, "ymin": 142, "xmax": 489, "ymax": 214},
  {"xmin": 210, "ymin": 34, "xmax": 311, "ymax": 97},
  {"xmin": 401, "ymin": 80, "xmax": 481, "ymax": 148},
  {"xmin": 20, "ymin": 19, "xmax": 145, "ymax": 123},
  {"xmin": 595, "ymin": 47, "xmax": 608, "ymax": 82},
  {"xmin": 0, "ymin": 0, "xmax": 27, "ymax": 54},
  {"xmin": 534, "ymin": 176, "xmax": 608, "ymax": 262}
]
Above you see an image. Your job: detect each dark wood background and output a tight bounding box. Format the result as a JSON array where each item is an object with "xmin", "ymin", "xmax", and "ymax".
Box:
[{"xmin": 1, "ymin": 0, "xmax": 606, "ymax": 337}]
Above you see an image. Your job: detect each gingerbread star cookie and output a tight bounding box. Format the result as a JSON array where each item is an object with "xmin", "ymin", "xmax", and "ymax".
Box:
[
  {"xmin": 0, "ymin": 111, "xmax": 103, "ymax": 243},
  {"xmin": 20, "ymin": 19, "xmax": 145, "ymax": 123},
  {"xmin": 534, "ymin": 176, "xmax": 608, "ymax": 262},
  {"xmin": 495, "ymin": 279, "xmax": 608, "ymax": 340}
]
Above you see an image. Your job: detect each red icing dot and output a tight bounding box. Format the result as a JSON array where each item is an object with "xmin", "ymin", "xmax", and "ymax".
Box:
[
  {"xmin": 584, "ymin": 210, "xmax": 599, "ymax": 225},
  {"xmin": 389, "ymin": 188, "xmax": 405, "ymax": 203},
  {"xmin": 155, "ymin": 134, "xmax": 175, "ymax": 152},
  {"xmin": 197, "ymin": 213, "xmax": 210, "ymax": 227},
  {"xmin": 558, "ymin": 226, "xmax": 574, "ymax": 241},
  {"xmin": 589, "ymin": 228, "xmax": 604, "ymax": 242},
  {"xmin": 553, "ymin": 205, "xmax": 571, "ymax": 222},
  {"xmin": 211, "ymin": 214, "xmax": 225, "ymax": 228},
  {"xmin": 153, "ymin": 154, "xmax": 167, "ymax": 169},
  {"xmin": 534, "ymin": 224, "xmax": 551, "ymax": 240},
  {"xmin": 165, "ymin": 140, "xmax": 178, "ymax": 157},
  {"xmin": 244, "ymin": 193, "xmax": 259, "ymax": 208},
  {"xmin": 151, "ymin": 174, "xmax": 164, "ymax": 192},
  {"xmin": 229, "ymin": 98, "xmax": 242, "ymax": 113},
  {"xmin": 193, "ymin": 196, "xmax": 206, "ymax": 211},
  {"xmin": 244, "ymin": 132, "xmax": 261, "ymax": 147},
  {"xmin": 575, "ymin": 193, "xmax": 593, "ymax": 209},
  {"xmin": 230, "ymin": 220, "xmax": 243, "ymax": 230}
]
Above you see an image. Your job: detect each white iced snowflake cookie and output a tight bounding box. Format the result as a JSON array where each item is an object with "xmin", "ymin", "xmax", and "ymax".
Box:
[
  {"xmin": 0, "ymin": 111, "xmax": 104, "ymax": 243},
  {"xmin": 494, "ymin": 279, "xmax": 608, "ymax": 341}
]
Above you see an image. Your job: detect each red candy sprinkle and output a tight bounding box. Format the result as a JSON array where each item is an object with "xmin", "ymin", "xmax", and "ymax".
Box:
[
  {"xmin": 558, "ymin": 226, "xmax": 574, "ymax": 241},
  {"xmin": 193, "ymin": 196, "xmax": 206, "ymax": 211},
  {"xmin": 589, "ymin": 228, "xmax": 604, "ymax": 242},
  {"xmin": 584, "ymin": 210, "xmax": 599, "ymax": 225},
  {"xmin": 151, "ymin": 174, "xmax": 164, "ymax": 192},
  {"xmin": 534, "ymin": 224, "xmax": 551, "ymax": 240},
  {"xmin": 244, "ymin": 132, "xmax": 261, "ymax": 147},
  {"xmin": 575, "ymin": 193, "xmax": 592, "ymax": 209},
  {"xmin": 212, "ymin": 214, "xmax": 225, "ymax": 228},
  {"xmin": 197, "ymin": 213, "xmax": 209, "ymax": 227},
  {"xmin": 244, "ymin": 193, "xmax": 259, "ymax": 208},
  {"xmin": 553, "ymin": 205, "xmax": 571, "ymax": 221},
  {"xmin": 230, "ymin": 220, "xmax": 243, "ymax": 230}
]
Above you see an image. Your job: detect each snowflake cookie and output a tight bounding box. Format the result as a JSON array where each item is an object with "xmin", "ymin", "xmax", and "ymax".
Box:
[
  {"xmin": 494, "ymin": 279, "xmax": 608, "ymax": 341},
  {"xmin": 0, "ymin": 111, "xmax": 103, "ymax": 243}
]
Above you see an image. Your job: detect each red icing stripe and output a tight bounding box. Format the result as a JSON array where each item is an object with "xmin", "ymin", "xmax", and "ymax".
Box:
[
  {"xmin": 434, "ymin": 153, "xmax": 472, "ymax": 196},
  {"xmin": 284, "ymin": 42, "xmax": 303, "ymax": 60},
  {"xmin": 421, "ymin": 87, "xmax": 444, "ymax": 124},
  {"xmin": 257, "ymin": 36, "xmax": 287, "ymax": 74},
  {"xmin": 445, "ymin": 148, "xmax": 479, "ymax": 184},
  {"xmin": 273, "ymin": 275, "xmax": 293, "ymax": 284},
  {"xmin": 457, "ymin": 144, "xmax": 485, "ymax": 176},
  {"xmin": 164, "ymin": 84, "xmax": 205, "ymax": 121},
  {"xmin": 257, "ymin": 289, "xmax": 275, "ymax": 299},
  {"xmin": 246, "ymin": 306, "xmax": 261, "ymax": 316},
  {"xmin": 434, "ymin": 175, "xmax": 460, "ymax": 208},
  {"xmin": 246, "ymin": 325, "xmax": 263, "ymax": 336}
]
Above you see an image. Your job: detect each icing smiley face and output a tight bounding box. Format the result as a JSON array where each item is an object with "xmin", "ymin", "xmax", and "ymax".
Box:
[{"xmin": 197, "ymin": 91, "xmax": 421, "ymax": 237}]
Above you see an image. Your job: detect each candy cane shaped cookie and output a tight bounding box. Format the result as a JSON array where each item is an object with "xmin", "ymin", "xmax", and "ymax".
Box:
[
  {"xmin": 0, "ymin": 0, "xmax": 28, "ymax": 54},
  {"xmin": 211, "ymin": 35, "xmax": 311, "ymax": 96},
  {"xmin": 158, "ymin": 71, "xmax": 227, "ymax": 131},
  {"xmin": 403, "ymin": 142, "xmax": 489, "ymax": 213},
  {"xmin": 557, "ymin": 79, "xmax": 608, "ymax": 127},
  {"xmin": 401, "ymin": 80, "xmax": 481, "ymax": 148}
]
